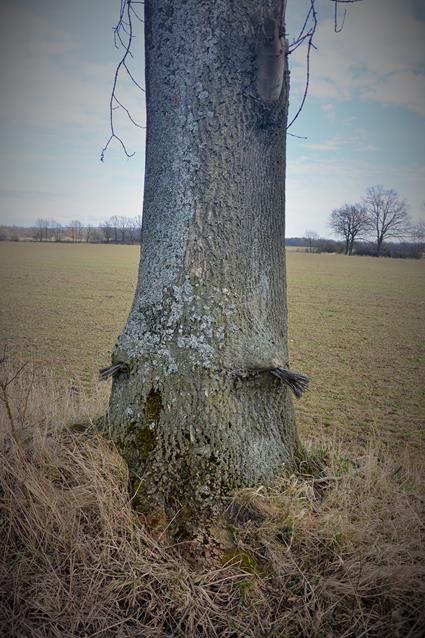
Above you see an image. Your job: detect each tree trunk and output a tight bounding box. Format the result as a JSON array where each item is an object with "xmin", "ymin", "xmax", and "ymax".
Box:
[{"xmin": 107, "ymin": 0, "xmax": 298, "ymax": 521}]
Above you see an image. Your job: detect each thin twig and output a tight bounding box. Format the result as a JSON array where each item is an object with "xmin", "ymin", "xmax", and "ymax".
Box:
[
  {"xmin": 334, "ymin": 0, "xmax": 348, "ymax": 33},
  {"xmin": 101, "ymin": 0, "xmax": 145, "ymax": 162},
  {"xmin": 287, "ymin": 0, "xmax": 363, "ymax": 129},
  {"xmin": 287, "ymin": 0, "xmax": 318, "ymax": 130},
  {"xmin": 113, "ymin": 96, "xmax": 146, "ymax": 128}
]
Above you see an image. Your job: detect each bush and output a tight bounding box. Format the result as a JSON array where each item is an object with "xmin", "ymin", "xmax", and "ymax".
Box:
[
  {"xmin": 354, "ymin": 241, "xmax": 424, "ymax": 259},
  {"xmin": 315, "ymin": 238, "xmax": 344, "ymax": 254}
]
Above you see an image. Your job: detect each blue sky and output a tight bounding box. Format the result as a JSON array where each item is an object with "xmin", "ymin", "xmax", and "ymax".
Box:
[{"xmin": 0, "ymin": 0, "xmax": 424, "ymax": 236}]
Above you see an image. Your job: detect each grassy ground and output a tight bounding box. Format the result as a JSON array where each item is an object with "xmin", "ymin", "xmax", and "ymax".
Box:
[
  {"xmin": 1, "ymin": 242, "xmax": 424, "ymax": 636},
  {"xmin": 1, "ymin": 241, "xmax": 424, "ymax": 453},
  {"xmin": 0, "ymin": 242, "xmax": 138, "ymax": 384},
  {"xmin": 288, "ymin": 252, "xmax": 425, "ymax": 453}
]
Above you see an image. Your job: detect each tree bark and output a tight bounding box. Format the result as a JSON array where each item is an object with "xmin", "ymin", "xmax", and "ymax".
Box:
[{"xmin": 107, "ymin": 0, "xmax": 298, "ymax": 521}]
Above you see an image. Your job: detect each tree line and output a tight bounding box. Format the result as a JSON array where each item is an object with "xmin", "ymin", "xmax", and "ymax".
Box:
[
  {"xmin": 0, "ymin": 215, "xmax": 143, "ymax": 244},
  {"xmin": 1, "ymin": 185, "xmax": 423, "ymax": 259}
]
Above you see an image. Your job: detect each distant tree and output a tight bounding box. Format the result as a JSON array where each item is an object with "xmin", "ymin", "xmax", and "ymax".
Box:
[
  {"xmin": 34, "ymin": 218, "xmax": 50, "ymax": 241},
  {"xmin": 363, "ymin": 186, "xmax": 410, "ymax": 257},
  {"xmin": 125, "ymin": 216, "xmax": 143, "ymax": 244},
  {"xmin": 411, "ymin": 220, "xmax": 425, "ymax": 243},
  {"xmin": 85, "ymin": 226, "xmax": 95, "ymax": 243},
  {"xmin": 134, "ymin": 214, "xmax": 143, "ymax": 243},
  {"xmin": 117, "ymin": 216, "xmax": 129, "ymax": 243},
  {"xmin": 329, "ymin": 203, "xmax": 368, "ymax": 255},
  {"xmin": 109, "ymin": 215, "xmax": 120, "ymax": 243},
  {"xmin": 53, "ymin": 222, "xmax": 64, "ymax": 242},
  {"xmin": 100, "ymin": 220, "xmax": 113, "ymax": 243},
  {"xmin": 48, "ymin": 219, "xmax": 63, "ymax": 242},
  {"xmin": 34, "ymin": 219, "xmax": 44, "ymax": 242},
  {"xmin": 43, "ymin": 219, "xmax": 50, "ymax": 241},
  {"xmin": 8, "ymin": 226, "xmax": 20, "ymax": 241},
  {"xmin": 304, "ymin": 230, "xmax": 319, "ymax": 253},
  {"xmin": 0, "ymin": 226, "xmax": 10, "ymax": 241},
  {"xmin": 69, "ymin": 220, "xmax": 83, "ymax": 243}
]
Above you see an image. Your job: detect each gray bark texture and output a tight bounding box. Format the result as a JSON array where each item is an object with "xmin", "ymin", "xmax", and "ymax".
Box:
[{"xmin": 107, "ymin": 0, "xmax": 299, "ymax": 521}]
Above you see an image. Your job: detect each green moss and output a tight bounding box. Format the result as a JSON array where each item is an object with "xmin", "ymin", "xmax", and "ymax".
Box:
[
  {"xmin": 222, "ymin": 549, "xmax": 266, "ymax": 577},
  {"xmin": 124, "ymin": 389, "xmax": 163, "ymax": 461},
  {"xmin": 135, "ymin": 425, "xmax": 156, "ymax": 457},
  {"xmin": 143, "ymin": 389, "xmax": 163, "ymax": 425}
]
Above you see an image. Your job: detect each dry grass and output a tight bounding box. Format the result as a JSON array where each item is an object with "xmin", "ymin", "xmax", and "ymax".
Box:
[{"xmin": 1, "ymin": 365, "xmax": 424, "ymax": 637}]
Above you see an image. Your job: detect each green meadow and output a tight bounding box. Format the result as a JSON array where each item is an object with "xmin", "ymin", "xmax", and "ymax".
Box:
[{"xmin": 1, "ymin": 241, "xmax": 424, "ymax": 452}]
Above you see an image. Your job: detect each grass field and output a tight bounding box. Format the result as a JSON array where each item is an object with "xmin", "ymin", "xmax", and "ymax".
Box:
[{"xmin": 0, "ymin": 241, "xmax": 424, "ymax": 452}]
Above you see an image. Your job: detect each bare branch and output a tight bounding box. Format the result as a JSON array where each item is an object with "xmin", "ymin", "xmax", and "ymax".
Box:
[
  {"xmin": 333, "ymin": 0, "xmax": 347, "ymax": 33},
  {"xmin": 104, "ymin": 0, "xmax": 364, "ymax": 155},
  {"xmin": 113, "ymin": 96, "xmax": 146, "ymax": 128},
  {"xmin": 287, "ymin": 0, "xmax": 318, "ymax": 130},
  {"xmin": 287, "ymin": 132, "xmax": 308, "ymax": 139},
  {"xmin": 123, "ymin": 60, "xmax": 145, "ymax": 92},
  {"xmin": 129, "ymin": 4, "xmax": 144, "ymax": 22},
  {"xmin": 101, "ymin": 0, "xmax": 145, "ymax": 162},
  {"xmin": 363, "ymin": 185, "xmax": 411, "ymax": 255}
]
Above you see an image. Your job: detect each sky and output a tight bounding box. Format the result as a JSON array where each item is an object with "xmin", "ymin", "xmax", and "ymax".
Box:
[{"xmin": 0, "ymin": 0, "xmax": 424, "ymax": 237}]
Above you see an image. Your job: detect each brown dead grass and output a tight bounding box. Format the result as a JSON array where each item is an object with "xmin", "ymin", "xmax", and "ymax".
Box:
[{"xmin": 1, "ymin": 365, "xmax": 424, "ymax": 637}]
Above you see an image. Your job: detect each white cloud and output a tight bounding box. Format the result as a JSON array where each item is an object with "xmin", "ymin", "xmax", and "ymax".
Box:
[
  {"xmin": 289, "ymin": 0, "xmax": 425, "ymax": 115},
  {"xmin": 0, "ymin": 3, "xmax": 145, "ymax": 136},
  {"xmin": 304, "ymin": 136, "xmax": 346, "ymax": 151},
  {"xmin": 362, "ymin": 71, "xmax": 425, "ymax": 116}
]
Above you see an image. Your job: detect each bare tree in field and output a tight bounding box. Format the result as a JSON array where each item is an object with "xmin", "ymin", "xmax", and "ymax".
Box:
[
  {"xmin": 109, "ymin": 215, "xmax": 120, "ymax": 243},
  {"xmin": 34, "ymin": 218, "xmax": 51, "ymax": 241},
  {"xmin": 101, "ymin": 0, "xmax": 363, "ymax": 523},
  {"xmin": 133, "ymin": 216, "xmax": 144, "ymax": 243},
  {"xmin": 85, "ymin": 226, "xmax": 94, "ymax": 243},
  {"xmin": 114, "ymin": 216, "xmax": 126, "ymax": 243},
  {"xmin": 54, "ymin": 222, "xmax": 64, "ymax": 242},
  {"xmin": 100, "ymin": 219, "xmax": 113, "ymax": 243},
  {"xmin": 411, "ymin": 219, "xmax": 425, "ymax": 243},
  {"xmin": 329, "ymin": 204, "xmax": 368, "ymax": 255},
  {"xmin": 34, "ymin": 219, "xmax": 44, "ymax": 242},
  {"xmin": 125, "ymin": 217, "xmax": 136, "ymax": 244},
  {"xmin": 363, "ymin": 185, "xmax": 410, "ymax": 257},
  {"xmin": 69, "ymin": 220, "xmax": 83, "ymax": 243},
  {"xmin": 304, "ymin": 230, "xmax": 319, "ymax": 253}
]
